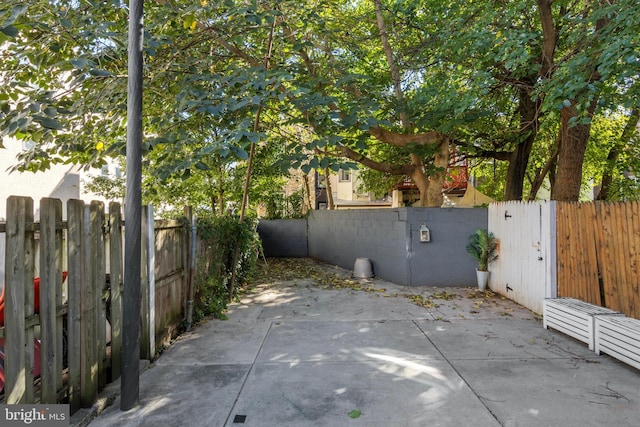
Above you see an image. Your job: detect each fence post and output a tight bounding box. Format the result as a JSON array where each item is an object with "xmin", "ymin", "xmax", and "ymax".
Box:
[
  {"xmin": 4, "ymin": 196, "xmax": 34, "ymax": 403},
  {"xmin": 80, "ymin": 203, "xmax": 97, "ymax": 406},
  {"xmin": 545, "ymin": 201, "xmax": 557, "ymax": 299},
  {"xmin": 184, "ymin": 207, "xmax": 195, "ymax": 331},
  {"xmin": 90, "ymin": 201, "xmax": 107, "ymax": 390},
  {"xmin": 109, "ymin": 202, "xmax": 123, "ymax": 381},
  {"xmin": 140, "ymin": 205, "xmax": 150, "ymax": 360},
  {"xmin": 67, "ymin": 199, "xmax": 83, "ymax": 412},
  {"xmin": 147, "ymin": 205, "xmax": 155, "ymax": 359},
  {"xmin": 38, "ymin": 197, "xmax": 63, "ymax": 403}
]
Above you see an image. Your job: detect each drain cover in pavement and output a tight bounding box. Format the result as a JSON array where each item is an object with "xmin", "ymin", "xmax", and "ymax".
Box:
[{"xmin": 233, "ymin": 415, "xmax": 247, "ymax": 423}]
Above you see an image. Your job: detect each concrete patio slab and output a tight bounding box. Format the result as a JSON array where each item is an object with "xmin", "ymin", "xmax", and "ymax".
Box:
[
  {"xmin": 241, "ymin": 281, "xmax": 429, "ymax": 322},
  {"xmin": 88, "ymin": 364, "xmax": 249, "ymax": 427},
  {"xmin": 80, "ymin": 260, "xmax": 639, "ymax": 427},
  {"xmin": 229, "ymin": 360, "xmax": 500, "ymax": 427},
  {"xmin": 256, "ymin": 319, "xmax": 444, "ymax": 363},
  {"xmin": 415, "ymin": 318, "xmax": 598, "ymax": 360},
  {"xmin": 155, "ymin": 321, "xmax": 272, "ymax": 366},
  {"xmin": 452, "ymin": 358, "xmax": 639, "ymax": 427}
]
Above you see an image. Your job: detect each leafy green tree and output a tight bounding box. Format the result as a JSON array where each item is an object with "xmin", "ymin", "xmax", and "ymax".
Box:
[
  {"xmin": 2, "ymin": 0, "xmax": 639, "ymax": 206},
  {"xmin": 0, "ymin": 1, "xmax": 129, "ymax": 169},
  {"xmin": 536, "ymin": 0, "xmax": 640, "ymax": 200},
  {"xmin": 83, "ymin": 172, "xmax": 126, "ymax": 202},
  {"xmin": 592, "ymin": 109, "xmax": 640, "ymax": 201},
  {"xmin": 407, "ymin": 0, "xmax": 640, "ymax": 201}
]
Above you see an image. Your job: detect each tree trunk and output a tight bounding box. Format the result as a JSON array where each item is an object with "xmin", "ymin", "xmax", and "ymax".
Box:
[
  {"xmin": 374, "ymin": 0, "xmax": 408, "ymax": 128},
  {"xmin": 218, "ymin": 188, "xmax": 225, "ymax": 214},
  {"xmin": 551, "ymin": 100, "xmax": 597, "ymax": 201},
  {"xmin": 230, "ymin": 17, "xmax": 276, "ymax": 300},
  {"xmin": 504, "ymin": 86, "xmax": 540, "ymax": 200},
  {"xmin": 527, "ymin": 143, "xmax": 558, "ymax": 201},
  {"xmin": 374, "ymin": 0, "xmax": 445, "ymax": 207},
  {"xmin": 505, "ymin": 138, "xmax": 534, "ymax": 200},
  {"xmin": 210, "ymin": 195, "xmax": 217, "ymax": 214},
  {"xmin": 411, "ymin": 165, "xmax": 430, "ymax": 207},
  {"xmin": 324, "ymin": 167, "xmax": 335, "ymax": 209},
  {"xmin": 545, "ymin": 1, "xmax": 606, "ymax": 201},
  {"xmin": 426, "ymin": 139, "xmax": 449, "ymax": 207},
  {"xmin": 302, "ymin": 173, "xmax": 313, "ymax": 212}
]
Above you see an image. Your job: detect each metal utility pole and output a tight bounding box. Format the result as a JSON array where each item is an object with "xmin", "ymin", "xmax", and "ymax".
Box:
[{"xmin": 122, "ymin": 0, "xmax": 143, "ymax": 411}]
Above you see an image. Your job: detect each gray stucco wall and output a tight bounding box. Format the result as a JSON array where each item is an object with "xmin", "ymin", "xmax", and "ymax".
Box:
[
  {"xmin": 307, "ymin": 208, "xmax": 487, "ymax": 286},
  {"xmin": 404, "ymin": 208, "xmax": 487, "ymax": 286},
  {"xmin": 258, "ymin": 219, "xmax": 308, "ymax": 257},
  {"xmin": 307, "ymin": 209, "xmax": 409, "ymax": 283}
]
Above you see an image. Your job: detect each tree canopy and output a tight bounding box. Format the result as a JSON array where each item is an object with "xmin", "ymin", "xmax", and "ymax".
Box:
[{"xmin": 1, "ymin": 0, "xmax": 639, "ymax": 207}]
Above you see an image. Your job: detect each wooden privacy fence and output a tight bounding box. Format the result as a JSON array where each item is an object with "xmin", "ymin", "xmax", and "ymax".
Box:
[
  {"xmin": 489, "ymin": 201, "xmax": 640, "ymax": 320},
  {"xmin": 556, "ymin": 201, "xmax": 640, "ymax": 320},
  {"xmin": 0, "ymin": 196, "xmax": 192, "ymax": 413}
]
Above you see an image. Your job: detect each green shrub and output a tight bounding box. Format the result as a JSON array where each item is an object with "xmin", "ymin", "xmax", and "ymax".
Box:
[{"xmin": 191, "ymin": 215, "xmax": 261, "ymax": 323}]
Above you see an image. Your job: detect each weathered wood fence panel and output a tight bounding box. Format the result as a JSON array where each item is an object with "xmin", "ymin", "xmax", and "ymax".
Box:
[
  {"xmin": 108, "ymin": 202, "xmax": 123, "ymax": 383},
  {"xmin": 38, "ymin": 198, "xmax": 64, "ymax": 404},
  {"xmin": 1, "ymin": 196, "xmax": 192, "ymax": 413},
  {"xmin": 4, "ymin": 196, "xmax": 35, "ymax": 403},
  {"xmin": 153, "ymin": 219, "xmax": 187, "ymax": 349},
  {"xmin": 66, "ymin": 199, "xmax": 83, "ymax": 412},
  {"xmin": 140, "ymin": 205, "xmax": 151, "ymax": 360},
  {"xmin": 556, "ymin": 203, "xmax": 601, "ymax": 305},
  {"xmin": 1, "ymin": 197, "xmax": 116, "ymax": 409},
  {"xmin": 557, "ymin": 201, "xmax": 640, "ymax": 319}
]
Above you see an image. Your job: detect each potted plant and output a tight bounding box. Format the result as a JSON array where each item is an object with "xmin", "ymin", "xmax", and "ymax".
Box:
[{"xmin": 466, "ymin": 228, "xmax": 499, "ymax": 291}]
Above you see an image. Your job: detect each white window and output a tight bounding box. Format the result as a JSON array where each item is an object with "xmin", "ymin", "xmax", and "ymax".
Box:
[{"xmin": 339, "ymin": 169, "xmax": 351, "ymax": 182}]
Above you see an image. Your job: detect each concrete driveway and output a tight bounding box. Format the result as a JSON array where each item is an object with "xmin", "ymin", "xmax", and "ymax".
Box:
[{"xmin": 79, "ymin": 260, "xmax": 639, "ymax": 427}]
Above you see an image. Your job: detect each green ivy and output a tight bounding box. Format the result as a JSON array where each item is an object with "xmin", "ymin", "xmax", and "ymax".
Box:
[{"xmin": 191, "ymin": 215, "xmax": 261, "ymax": 323}]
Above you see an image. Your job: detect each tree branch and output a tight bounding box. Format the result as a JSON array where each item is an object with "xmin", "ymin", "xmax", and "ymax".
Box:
[
  {"xmin": 527, "ymin": 143, "xmax": 559, "ymax": 200},
  {"xmin": 537, "ymin": 0, "xmax": 556, "ymax": 77},
  {"xmin": 202, "ymin": 26, "xmax": 261, "ymax": 67},
  {"xmin": 374, "ymin": 0, "xmax": 408, "ymax": 128},
  {"xmin": 368, "ymin": 126, "xmax": 443, "ymax": 147},
  {"xmin": 327, "ymin": 145, "xmax": 414, "ymax": 176}
]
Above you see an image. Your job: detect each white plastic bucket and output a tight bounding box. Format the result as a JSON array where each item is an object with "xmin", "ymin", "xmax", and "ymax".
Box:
[{"xmin": 353, "ymin": 258, "xmax": 374, "ymax": 279}]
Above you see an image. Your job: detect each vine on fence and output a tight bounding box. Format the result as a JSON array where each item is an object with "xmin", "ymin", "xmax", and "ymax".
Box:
[{"xmin": 191, "ymin": 215, "xmax": 261, "ymax": 322}]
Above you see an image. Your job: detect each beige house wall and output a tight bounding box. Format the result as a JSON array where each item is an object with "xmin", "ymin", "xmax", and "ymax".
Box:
[
  {"xmin": 331, "ymin": 169, "xmax": 376, "ymax": 203},
  {"xmin": 0, "ymin": 138, "xmax": 112, "ymax": 220}
]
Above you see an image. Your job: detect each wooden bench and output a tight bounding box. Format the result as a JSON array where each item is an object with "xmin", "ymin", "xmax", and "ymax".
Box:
[
  {"xmin": 594, "ymin": 316, "xmax": 640, "ymax": 370},
  {"xmin": 543, "ymin": 298, "xmax": 622, "ymax": 350}
]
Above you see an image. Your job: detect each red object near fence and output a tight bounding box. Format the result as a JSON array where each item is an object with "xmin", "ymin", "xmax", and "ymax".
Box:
[
  {"xmin": 0, "ymin": 272, "xmax": 67, "ymax": 394},
  {"xmin": 0, "ymin": 271, "xmax": 67, "ymax": 327}
]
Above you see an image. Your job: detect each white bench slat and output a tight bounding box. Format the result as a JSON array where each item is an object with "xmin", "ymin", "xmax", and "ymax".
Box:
[
  {"xmin": 594, "ymin": 316, "xmax": 640, "ymax": 370},
  {"xmin": 543, "ymin": 298, "xmax": 622, "ymax": 350}
]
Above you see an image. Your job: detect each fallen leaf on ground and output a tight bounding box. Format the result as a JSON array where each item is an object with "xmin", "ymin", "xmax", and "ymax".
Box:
[{"xmin": 349, "ymin": 410, "xmax": 361, "ymax": 419}]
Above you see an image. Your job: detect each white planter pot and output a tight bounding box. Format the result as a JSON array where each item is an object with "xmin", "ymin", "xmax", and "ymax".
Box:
[
  {"xmin": 353, "ymin": 257, "xmax": 374, "ymax": 278},
  {"xmin": 476, "ymin": 269, "xmax": 490, "ymax": 291}
]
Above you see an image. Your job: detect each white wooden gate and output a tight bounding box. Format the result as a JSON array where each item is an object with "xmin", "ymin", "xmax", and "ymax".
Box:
[{"xmin": 488, "ymin": 201, "xmax": 557, "ymax": 314}]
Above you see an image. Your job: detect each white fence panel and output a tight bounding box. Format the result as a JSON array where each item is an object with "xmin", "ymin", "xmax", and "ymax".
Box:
[{"xmin": 489, "ymin": 201, "xmax": 556, "ymax": 314}]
